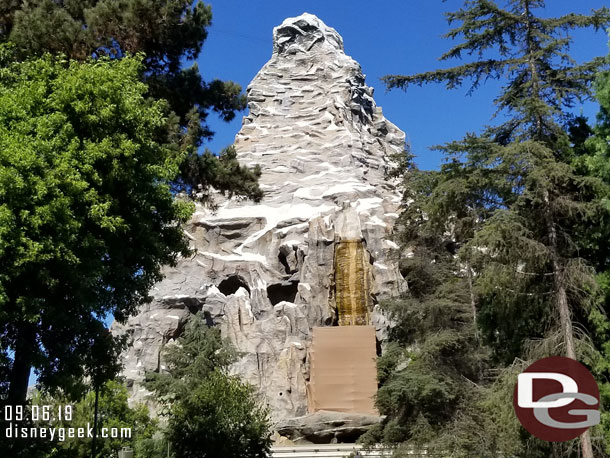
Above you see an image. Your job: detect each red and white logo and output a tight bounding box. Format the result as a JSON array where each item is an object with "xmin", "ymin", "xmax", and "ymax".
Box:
[{"xmin": 513, "ymin": 356, "xmax": 600, "ymax": 442}]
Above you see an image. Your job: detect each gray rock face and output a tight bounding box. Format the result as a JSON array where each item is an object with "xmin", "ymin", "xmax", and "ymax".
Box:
[
  {"xmin": 114, "ymin": 12, "xmax": 406, "ymax": 427},
  {"xmin": 276, "ymin": 410, "xmax": 383, "ymax": 444}
]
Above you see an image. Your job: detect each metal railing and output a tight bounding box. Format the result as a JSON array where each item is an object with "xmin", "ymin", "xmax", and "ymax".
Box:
[{"xmin": 271, "ymin": 444, "xmax": 414, "ymax": 458}]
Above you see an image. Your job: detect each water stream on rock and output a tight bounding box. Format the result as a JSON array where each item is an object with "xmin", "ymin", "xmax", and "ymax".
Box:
[{"xmin": 333, "ymin": 240, "xmax": 371, "ymax": 326}]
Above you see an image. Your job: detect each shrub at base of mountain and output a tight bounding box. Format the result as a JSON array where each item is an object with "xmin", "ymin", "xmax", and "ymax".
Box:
[{"xmin": 145, "ymin": 313, "xmax": 272, "ymax": 458}]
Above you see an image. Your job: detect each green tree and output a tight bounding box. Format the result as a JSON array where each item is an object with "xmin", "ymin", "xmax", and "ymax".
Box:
[
  {"xmin": 0, "ymin": 0, "xmax": 262, "ymax": 202},
  {"xmin": 383, "ymin": 2, "xmax": 610, "ymax": 457},
  {"xmin": 31, "ymin": 380, "xmax": 159, "ymax": 458},
  {"xmin": 584, "ymin": 59, "xmax": 610, "ymax": 184},
  {"xmin": 360, "ymin": 166, "xmax": 493, "ymax": 456},
  {"xmin": 571, "ymin": 49, "xmax": 610, "ymax": 457},
  {"xmin": 0, "ymin": 53, "xmax": 194, "ymax": 409},
  {"xmin": 146, "ymin": 313, "xmax": 271, "ymax": 458}
]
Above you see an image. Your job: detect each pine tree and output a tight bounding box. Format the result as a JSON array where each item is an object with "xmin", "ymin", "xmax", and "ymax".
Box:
[
  {"xmin": 385, "ymin": 1, "xmax": 610, "ymax": 143},
  {"xmin": 145, "ymin": 313, "xmax": 271, "ymax": 458},
  {"xmin": 361, "ymin": 165, "xmax": 503, "ymax": 456},
  {"xmin": 0, "ymin": 1, "xmax": 262, "ymax": 203},
  {"xmin": 384, "ymin": 2, "xmax": 610, "ymax": 456},
  {"xmin": 570, "ymin": 48, "xmax": 610, "ymax": 457}
]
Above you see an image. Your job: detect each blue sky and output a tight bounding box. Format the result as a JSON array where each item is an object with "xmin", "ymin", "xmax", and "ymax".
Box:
[{"xmin": 196, "ymin": 0, "xmax": 610, "ymax": 170}]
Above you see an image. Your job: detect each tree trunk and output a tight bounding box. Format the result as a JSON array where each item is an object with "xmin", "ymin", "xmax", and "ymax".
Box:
[
  {"xmin": 580, "ymin": 430, "xmax": 594, "ymax": 458},
  {"xmin": 553, "ymin": 264, "xmax": 594, "ymax": 457},
  {"xmin": 7, "ymin": 322, "xmax": 36, "ymax": 405},
  {"xmin": 91, "ymin": 384, "xmax": 100, "ymax": 458},
  {"xmin": 544, "ymin": 191, "xmax": 575, "ymax": 358},
  {"xmin": 554, "ymin": 268, "xmax": 575, "ymax": 360},
  {"xmin": 544, "ymin": 191, "xmax": 594, "ymax": 458},
  {"xmin": 465, "ymin": 261, "xmax": 478, "ymax": 340},
  {"xmin": 523, "ymin": 0, "xmax": 544, "ymax": 136}
]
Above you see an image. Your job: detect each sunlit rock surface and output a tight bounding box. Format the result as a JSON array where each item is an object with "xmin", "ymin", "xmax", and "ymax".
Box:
[{"xmin": 114, "ymin": 12, "xmax": 407, "ymax": 430}]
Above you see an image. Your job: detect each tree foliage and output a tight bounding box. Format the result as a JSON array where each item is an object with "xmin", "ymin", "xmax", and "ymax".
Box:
[
  {"xmin": 0, "ymin": 0, "xmax": 262, "ymax": 202},
  {"xmin": 380, "ymin": 1, "xmax": 610, "ymax": 457},
  {"xmin": 573, "ymin": 53, "xmax": 610, "ymax": 457},
  {"xmin": 0, "ymin": 53, "xmax": 194, "ymax": 406},
  {"xmin": 361, "ymin": 166, "xmax": 493, "ymax": 455},
  {"xmin": 385, "ymin": 0, "xmax": 610, "ymax": 142},
  {"xmin": 37, "ymin": 380, "xmax": 158, "ymax": 458},
  {"xmin": 145, "ymin": 313, "xmax": 271, "ymax": 458}
]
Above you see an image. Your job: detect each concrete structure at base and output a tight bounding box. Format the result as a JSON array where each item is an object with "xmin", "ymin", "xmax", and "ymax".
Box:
[{"xmin": 113, "ymin": 12, "xmax": 407, "ymax": 443}]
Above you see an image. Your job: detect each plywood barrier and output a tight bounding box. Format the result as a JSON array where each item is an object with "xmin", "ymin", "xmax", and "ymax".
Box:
[{"xmin": 307, "ymin": 326, "xmax": 378, "ymax": 415}]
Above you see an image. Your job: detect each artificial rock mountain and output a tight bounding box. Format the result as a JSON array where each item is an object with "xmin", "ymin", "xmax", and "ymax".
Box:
[{"xmin": 115, "ymin": 12, "xmax": 407, "ymax": 437}]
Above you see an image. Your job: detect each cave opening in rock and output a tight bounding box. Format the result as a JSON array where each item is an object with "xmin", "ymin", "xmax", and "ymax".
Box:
[
  {"xmin": 267, "ymin": 281, "xmax": 299, "ymax": 305},
  {"xmin": 218, "ymin": 275, "xmax": 250, "ymax": 296}
]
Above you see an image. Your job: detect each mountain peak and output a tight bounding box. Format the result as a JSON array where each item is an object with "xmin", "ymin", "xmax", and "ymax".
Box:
[
  {"xmin": 235, "ymin": 14, "xmax": 405, "ymax": 207},
  {"xmin": 273, "ymin": 13, "xmax": 344, "ymax": 55},
  {"xmin": 117, "ymin": 14, "xmax": 407, "ymax": 433}
]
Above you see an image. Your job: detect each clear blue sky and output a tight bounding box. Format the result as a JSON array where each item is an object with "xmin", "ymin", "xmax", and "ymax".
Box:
[{"xmin": 196, "ymin": 0, "xmax": 610, "ymax": 170}]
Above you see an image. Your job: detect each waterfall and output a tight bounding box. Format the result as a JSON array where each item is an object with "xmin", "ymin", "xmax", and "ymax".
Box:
[{"xmin": 333, "ymin": 240, "xmax": 371, "ymax": 326}]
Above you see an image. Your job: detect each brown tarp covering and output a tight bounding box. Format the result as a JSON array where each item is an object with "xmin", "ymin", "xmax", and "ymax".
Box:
[{"xmin": 307, "ymin": 326, "xmax": 378, "ymax": 415}]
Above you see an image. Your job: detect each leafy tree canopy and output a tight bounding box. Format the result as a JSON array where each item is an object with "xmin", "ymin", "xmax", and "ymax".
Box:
[
  {"xmin": 384, "ymin": 0, "xmax": 610, "ymax": 365},
  {"xmin": 36, "ymin": 380, "xmax": 158, "ymax": 458},
  {"xmin": 0, "ymin": 52, "xmax": 194, "ymax": 405},
  {"xmin": 0, "ymin": 0, "xmax": 262, "ymax": 202},
  {"xmin": 574, "ymin": 52, "xmax": 610, "ymax": 458}
]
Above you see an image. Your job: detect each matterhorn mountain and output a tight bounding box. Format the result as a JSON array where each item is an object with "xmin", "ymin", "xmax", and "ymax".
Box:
[{"xmin": 115, "ymin": 12, "xmax": 407, "ymax": 443}]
